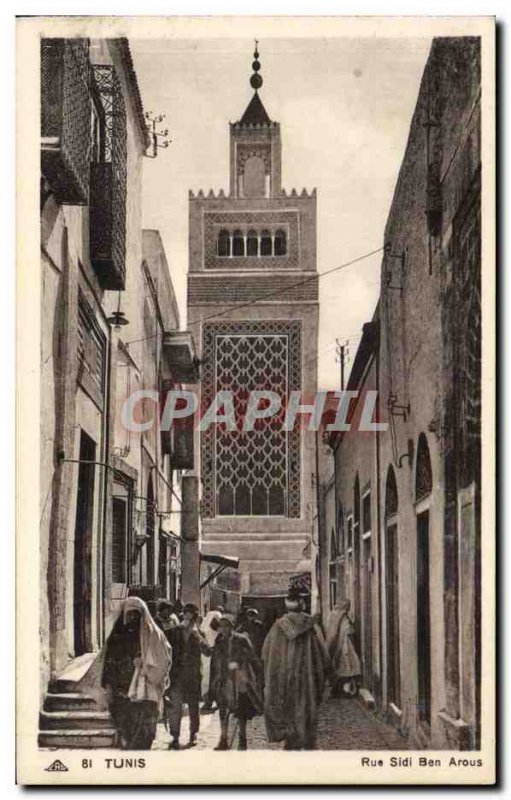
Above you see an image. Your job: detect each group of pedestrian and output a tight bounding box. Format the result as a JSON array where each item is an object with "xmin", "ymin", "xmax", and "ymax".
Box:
[{"xmin": 80, "ymin": 589, "xmax": 361, "ymax": 751}]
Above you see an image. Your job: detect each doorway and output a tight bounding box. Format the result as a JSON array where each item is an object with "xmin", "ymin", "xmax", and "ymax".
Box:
[
  {"xmin": 362, "ymin": 534, "xmax": 372, "ymax": 685},
  {"xmin": 416, "ymin": 510, "xmax": 431, "ymax": 725},
  {"xmin": 158, "ymin": 535, "xmax": 167, "ymax": 595},
  {"xmin": 73, "ymin": 431, "xmax": 96, "ymax": 656},
  {"xmin": 352, "ymin": 476, "xmax": 361, "ymax": 649},
  {"xmin": 146, "ymin": 476, "xmax": 155, "ymax": 586},
  {"xmin": 386, "ymin": 522, "xmax": 400, "ymax": 707}
]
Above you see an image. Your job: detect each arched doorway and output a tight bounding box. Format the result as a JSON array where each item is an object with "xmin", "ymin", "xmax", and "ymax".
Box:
[
  {"xmin": 385, "ymin": 466, "xmax": 400, "ymax": 709},
  {"xmin": 353, "ymin": 474, "xmax": 361, "ymax": 648},
  {"xmin": 329, "ymin": 526, "xmax": 339, "ymax": 609},
  {"xmin": 337, "ymin": 503, "xmax": 346, "ymax": 600},
  {"xmin": 73, "ymin": 431, "xmax": 96, "ymax": 655},
  {"xmin": 415, "ymin": 433, "xmax": 433, "ymax": 728}
]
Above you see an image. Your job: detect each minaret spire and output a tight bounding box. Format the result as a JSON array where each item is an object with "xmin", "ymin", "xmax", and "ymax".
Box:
[
  {"xmin": 250, "ymin": 40, "xmax": 263, "ymax": 92},
  {"xmin": 238, "ymin": 41, "xmax": 271, "ymax": 126}
]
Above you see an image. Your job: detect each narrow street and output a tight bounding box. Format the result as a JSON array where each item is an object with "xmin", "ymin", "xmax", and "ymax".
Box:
[{"xmin": 152, "ymin": 696, "xmax": 409, "ymax": 751}]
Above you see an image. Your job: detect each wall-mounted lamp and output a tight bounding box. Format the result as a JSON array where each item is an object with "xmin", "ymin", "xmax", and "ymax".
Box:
[{"xmin": 107, "ymin": 291, "xmax": 130, "ymax": 331}]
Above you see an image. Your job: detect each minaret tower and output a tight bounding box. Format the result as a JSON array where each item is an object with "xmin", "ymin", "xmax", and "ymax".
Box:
[
  {"xmin": 229, "ymin": 43, "xmax": 282, "ymax": 199},
  {"xmin": 187, "ymin": 44, "xmax": 319, "ymax": 613}
]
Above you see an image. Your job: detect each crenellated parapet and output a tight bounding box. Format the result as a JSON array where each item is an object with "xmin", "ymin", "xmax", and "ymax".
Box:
[
  {"xmin": 280, "ymin": 188, "xmax": 317, "ymax": 198},
  {"xmin": 189, "ymin": 187, "xmax": 317, "ymax": 200},
  {"xmin": 189, "ymin": 188, "xmax": 229, "ymax": 200},
  {"xmin": 230, "ymin": 120, "xmax": 279, "ymax": 131}
]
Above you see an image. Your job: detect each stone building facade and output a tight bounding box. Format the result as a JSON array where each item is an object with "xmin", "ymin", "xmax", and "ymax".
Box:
[
  {"xmin": 39, "ymin": 38, "xmax": 197, "ymax": 744},
  {"xmin": 187, "ymin": 53, "xmax": 319, "ymax": 621},
  {"xmin": 319, "ymin": 37, "xmax": 482, "ymax": 751}
]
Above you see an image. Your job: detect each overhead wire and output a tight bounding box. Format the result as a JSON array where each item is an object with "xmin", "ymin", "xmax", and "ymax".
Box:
[{"xmin": 122, "ymin": 245, "xmax": 384, "ymax": 349}]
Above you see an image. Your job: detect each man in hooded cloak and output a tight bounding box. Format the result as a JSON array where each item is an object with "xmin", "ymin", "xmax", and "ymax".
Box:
[{"xmin": 261, "ymin": 587, "xmax": 329, "ymax": 750}]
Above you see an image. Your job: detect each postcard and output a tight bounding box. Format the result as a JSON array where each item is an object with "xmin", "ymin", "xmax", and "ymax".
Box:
[{"xmin": 16, "ymin": 14, "xmax": 495, "ymax": 785}]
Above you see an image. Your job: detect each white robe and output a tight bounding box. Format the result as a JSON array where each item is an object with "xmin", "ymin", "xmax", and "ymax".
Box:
[{"xmin": 200, "ymin": 610, "xmax": 222, "ymax": 697}]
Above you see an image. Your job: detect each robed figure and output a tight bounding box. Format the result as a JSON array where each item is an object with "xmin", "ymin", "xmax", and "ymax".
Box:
[
  {"xmin": 200, "ymin": 608, "xmax": 223, "ymax": 710},
  {"xmin": 261, "ymin": 588, "xmax": 329, "ymax": 750},
  {"xmin": 210, "ymin": 614, "xmax": 263, "ymax": 750},
  {"xmin": 100, "ymin": 597, "xmax": 172, "ymax": 749},
  {"xmin": 166, "ymin": 603, "xmax": 212, "ymax": 749},
  {"xmin": 325, "ymin": 599, "xmax": 361, "ymax": 697}
]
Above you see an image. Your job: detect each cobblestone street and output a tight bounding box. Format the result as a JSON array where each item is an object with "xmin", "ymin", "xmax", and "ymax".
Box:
[{"xmin": 152, "ymin": 696, "xmax": 409, "ymax": 751}]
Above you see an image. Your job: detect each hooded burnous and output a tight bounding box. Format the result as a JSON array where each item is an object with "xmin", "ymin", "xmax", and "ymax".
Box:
[{"xmin": 261, "ymin": 590, "xmax": 329, "ymax": 750}]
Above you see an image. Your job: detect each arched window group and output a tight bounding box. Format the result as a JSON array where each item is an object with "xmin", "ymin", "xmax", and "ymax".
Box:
[{"xmin": 217, "ymin": 228, "xmax": 287, "ymax": 258}]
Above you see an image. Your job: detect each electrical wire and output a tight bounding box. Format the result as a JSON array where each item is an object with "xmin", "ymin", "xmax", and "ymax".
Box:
[{"xmin": 123, "ymin": 245, "xmax": 384, "ymax": 349}]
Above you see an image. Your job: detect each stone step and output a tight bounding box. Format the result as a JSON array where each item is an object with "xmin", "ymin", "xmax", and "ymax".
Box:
[
  {"xmin": 44, "ymin": 693, "xmax": 98, "ymax": 712},
  {"xmin": 38, "ymin": 729, "xmax": 117, "ymax": 749},
  {"xmin": 40, "ymin": 710, "xmax": 112, "ymax": 731},
  {"xmin": 50, "ymin": 653, "xmax": 97, "ymax": 694}
]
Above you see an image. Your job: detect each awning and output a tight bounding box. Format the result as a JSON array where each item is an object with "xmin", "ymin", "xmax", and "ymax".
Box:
[
  {"xmin": 200, "ymin": 553, "xmax": 239, "ymax": 569},
  {"xmin": 159, "ymin": 529, "xmax": 180, "ymax": 542},
  {"xmin": 199, "ymin": 552, "xmax": 239, "ymax": 591}
]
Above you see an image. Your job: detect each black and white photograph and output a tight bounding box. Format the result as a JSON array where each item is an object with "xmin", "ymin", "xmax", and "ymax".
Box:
[{"xmin": 15, "ymin": 14, "xmax": 495, "ymax": 785}]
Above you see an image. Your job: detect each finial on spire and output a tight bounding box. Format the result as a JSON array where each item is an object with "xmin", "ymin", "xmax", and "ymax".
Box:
[{"xmin": 250, "ymin": 40, "xmax": 263, "ymax": 91}]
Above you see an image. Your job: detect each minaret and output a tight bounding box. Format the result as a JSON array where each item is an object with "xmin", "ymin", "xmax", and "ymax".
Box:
[
  {"xmin": 229, "ymin": 44, "xmax": 282, "ymax": 198},
  {"xmin": 187, "ymin": 43, "xmax": 319, "ymax": 612}
]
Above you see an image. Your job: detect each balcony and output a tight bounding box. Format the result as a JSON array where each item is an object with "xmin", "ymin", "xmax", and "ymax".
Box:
[
  {"xmin": 89, "ymin": 65, "xmax": 127, "ymax": 290},
  {"xmin": 161, "ymin": 413, "xmax": 194, "ymax": 470},
  {"xmin": 89, "ymin": 162, "xmax": 126, "ymax": 289},
  {"xmin": 162, "ymin": 330, "xmax": 200, "ymax": 384},
  {"xmin": 40, "ymin": 39, "xmax": 91, "ymax": 205}
]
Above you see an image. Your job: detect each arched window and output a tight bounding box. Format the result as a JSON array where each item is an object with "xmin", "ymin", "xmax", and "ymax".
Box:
[
  {"xmin": 260, "ymin": 229, "xmax": 272, "ymax": 256},
  {"xmin": 217, "ymin": 229, "xmax": 230, "ymax": 257},
  {"xmin": 246, "ymin": 229, "xmax": 258, "ymax": 256},
  {"xmin": 354, "ymin": 475, "xmax": 360, "ymax": 530},
  {"xmin": 415, "ymin": 433, "xmax": 433, "ymax": 502},
  {"xmin": 232, "ymin": 229, "xmax": 245, "ymax": 257},
  {"xmin": 337, "ymin": 503, "xmax": 344, "ymax": 553},
  {"xmin": 385, "ymin": 466, "xmax": 398, "ymax": 518},
  {"xmin": 330, "ymin": 527, "xmax": 339, "ymax": 560},
  {"xmin": 274, "ymin": 229, "xmax": 287, "ymax": 256}
]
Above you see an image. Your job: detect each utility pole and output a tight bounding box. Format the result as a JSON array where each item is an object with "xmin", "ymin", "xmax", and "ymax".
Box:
[{"xmin": 335, "ymin": 339, "xmax": 349, "ymax": 391}]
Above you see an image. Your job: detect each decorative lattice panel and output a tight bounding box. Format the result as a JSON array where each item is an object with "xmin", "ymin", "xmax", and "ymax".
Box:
[
  {"xmin": 41, "ymin": 38, "xmax": 91, "ymax": 204},
  {"xmin": 201, "ymin": 321, "xmax": 301, "ymax": 518},
  {"xmin": 188, "ymin": 274, "xmax": 319, "ymax": 305},
  {"xmin": 89, "ymin": 64, "xmax": 127, "ymax": 289},
  {"xmin": 204, "ymin": 211, "xmax": 299, "ymax": 270}
]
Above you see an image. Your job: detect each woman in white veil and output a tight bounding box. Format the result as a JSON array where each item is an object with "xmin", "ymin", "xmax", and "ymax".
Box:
[{"xmin": 78, "ymin": 597, "xmax": 172, "ymax": 749}]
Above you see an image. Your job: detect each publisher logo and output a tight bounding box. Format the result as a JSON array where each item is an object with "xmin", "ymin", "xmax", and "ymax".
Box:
[{"xmin": 45, "ymin": 759, "xmax": 68, "ymax": 772}]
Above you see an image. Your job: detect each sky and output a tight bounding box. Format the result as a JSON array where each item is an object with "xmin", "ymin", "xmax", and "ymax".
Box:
[{"xmin": 130, "ymin": 35, "xmax": 432, "ymax": 390}]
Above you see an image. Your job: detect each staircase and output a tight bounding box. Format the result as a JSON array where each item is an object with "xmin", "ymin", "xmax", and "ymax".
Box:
[{"xmin": 38, "ymin": 654, "xmax": 118, "ymax": 749}]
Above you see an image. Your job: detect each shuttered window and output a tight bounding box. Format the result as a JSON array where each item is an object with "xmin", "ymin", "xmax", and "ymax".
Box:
[{"xmin": 77, "ymin": 293, "xmax": 105, "ymax": 395}]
